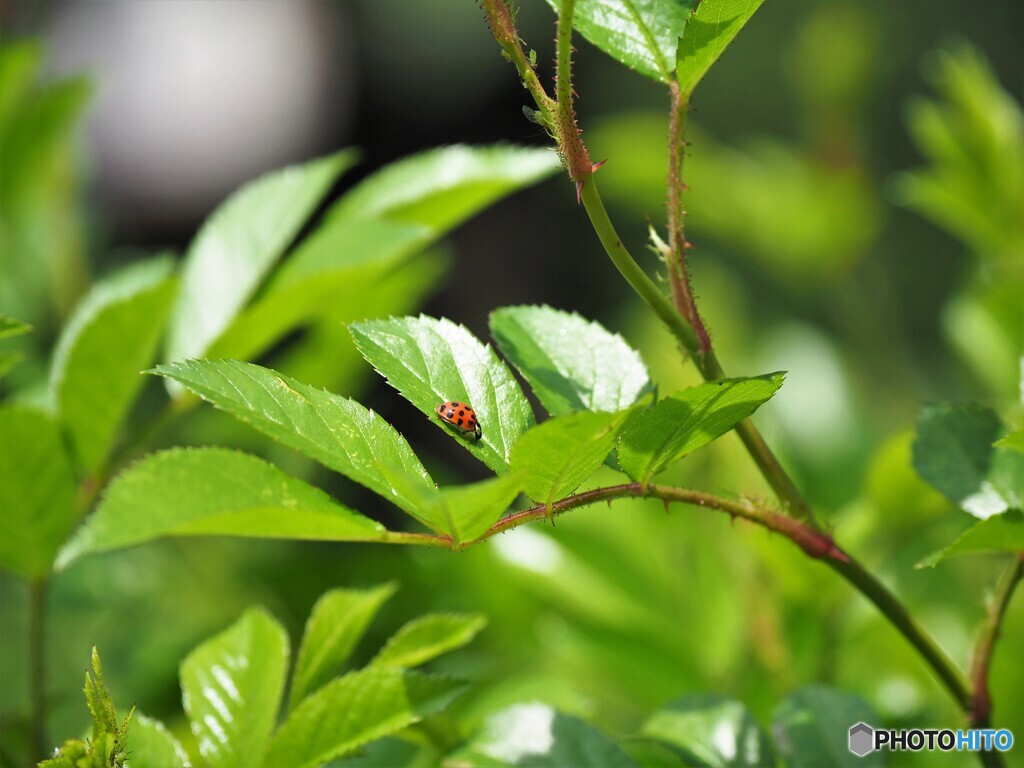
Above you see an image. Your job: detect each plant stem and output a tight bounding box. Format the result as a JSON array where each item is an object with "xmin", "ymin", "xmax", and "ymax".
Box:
[
  {"xmin": 970, "ymin": 554, "xmax": 1024, "ymax": 729},
  {"xmin": 580, "ymin": 178, "xmax": 816, "ymax": 523},
  {"xmin": 385, "ymin": 481, "xmax": 971, "ymax": 712},
  {"xmin": 28, "ymin": 578, "xmax": 48, "ymax": 763}
]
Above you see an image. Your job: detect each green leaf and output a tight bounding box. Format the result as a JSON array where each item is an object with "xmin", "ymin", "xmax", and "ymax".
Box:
[
  {"xmin": 151, "ymin": 359, "xmax": 434, "ymax": 516},
  {"xmin": 350, "ymin": 316, "xmax": 535, "ymax": 474},
  {"xmin": 165, "ymin": 150, "xmax": 357, "ymax": 364},
  {"xmin": 511, "ymin": 406, "xmax": 644, "ymax": 507},
  {"xmin": 546, "ymin": 0, "xmax": 696, "ymax": 84},
  {"xmin": 387, "ymin": 472, "xmax": 526, "ymax": 547},
  {"xmin": 995, "ymin": 430, "xmax": 1024, "ymax": 454},
  {"xmin": 209, "ymin": 218, "xmax": 433, "ymax": 360},
  {"xmin": 676, "ymin": 0, "xmax": 765, "ymax": 98},
  {"xmin": 181, "ymin": 608, "xmax": 289, "ymax": 768},
  {"xmin": 0, "ymin": 351, "xmax": 23, "ymax": 378},
  {"xmin": 772, "ymin": 686, "xmax": 882, "ymax": 768},
  {"xmin": 618, "ymin": 374, "xmax": 785, "ymax": 484},
  {"xmin": 640, "ymin": 695, "xmax": 773, "ymax": 767},
  {"xmin": 50, "ymin": 257, "xmax": 177, "ymax": 473},
  {"xmin": 124, "ymin": 713, "xmax": 191, "ymax": 768},
  {"xmin": 0, "ymin": 314, "xmax": 31, "ymax": 339},
  {"xmin": 490, "ymin": 305, "xmax": 651, "ymax": 416},
  {"xmin": 913, "ymin": 403, "xmax": 1024, "ymax": 519},
  {"xmin": 327, "ymin": 145, "xmax": 560, "ymax": 233},
  {"xmin": 451, "ymin": 702, "xmax": 636, "ymax": 767},
  {"xmin": 371, "ymin": 613, "xmax": 486, "ymax": 670},
  {"xmin": 918, "ymin": 509, "xmax": 1024, "ymax": 567},
  {"xmin": 0, "ymin": 406, "xmax": 77, "ymax": 579},
  {"xmin": 264, "ymin": 669, "xmax": 465, "ymax": 768},
  {"xmin": 57, "ymin": 448, "xmax": 386, "ymax": 568},
  {"xmin": 290, "ymin": 583, "xmax": 398, "ymax": 710}
]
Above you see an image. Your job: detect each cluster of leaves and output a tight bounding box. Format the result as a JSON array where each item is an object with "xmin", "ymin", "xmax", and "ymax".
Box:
[
  {"xmin": 59, "ymin": 305, "xmax": 784, "ymax": 564},
  {"xmin": 40, "ymin": 649, "xmax": 133, "ymax": 768},
  {"xmin": 44, "ymin": 586, "xmax": 880, "ymax": 768},
  {"xmin": 0, "ymin": 141, "xmax": 562, "ymax": 584}
]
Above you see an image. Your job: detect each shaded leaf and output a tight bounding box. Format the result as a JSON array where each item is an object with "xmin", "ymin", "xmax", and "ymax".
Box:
[
  {"xmin": 641, "ymin": 694, "xmax": 773, "ymax": 767},
  {"xmin": 451, "ymin": 702, "xmax": 636, "ymax": 767},
  {"xmin": 57, "ymin": 448, "xmax": 386, "ymax": 568},
  {"xmin": 350, "ymin": 316, "xmax": 535, "ymax": 474},
  {"xmin": 618, "ymin": 374, "xmax": 785, "ymax": 484},
  {"xmin": 388, "ymin": 472, "xmax": 525, "ymax": 546},
  {"xmin": 165, "ymin": 150, "xmax": 357, "ymax": 364},
  {"xmin": 290, "ymin": 583, "xmax": 398, "ymax": 710},
  {"xmin": 511, "ymin": 406, "xmax": 644, "ymax": 507},
  {"xmin": 209, "ymin": 219, "xmax": 432, "ymax": 361},
  {"xmin": 913, "ymin": 403, "xmax": 1024, "ymax": 519},
  {"xmin": 0, "ymin": 406, "xmax": 77, "ymax": 579},
  {"xmin": 50, "ymin": 257, "xmax": 177, "ymax": 472},
  {"xmin": 0, "ymin": 314, "xmax": 31, "ymax": 339},
  {"xmin": 490, "ymin": 305, "xmax": 651, "ymax": 416},
  {"xmin": 772, "ymin": 686, "xmax": 882, "ymax": 768},
  {"xmin": 371, "ymin": 613, "xmax": 487, "ymax": 670},
  {"xmin": 181, "ymin": 608, "xmax": 288, "ymax": 768},
  {"xmin": 151, "ymin": 359, "xmax": 434, "ymax": 515},
  {"xmin": 546, "ymin": 0, "xmax": 696, "ymax": 84},
  {"xmin": 264, "ymin": 669, "xmax": 465, "ymax": 768},
  {"xmin": 676, "ymin": 0, "xmax": 765, "ymax": 97},
  {"xmin": 125, "ymin": 713, "xmax": 192, "ymax": 768},
  {"xmin": 327, "ymin": 144, "xmax": 560, "ymax": 233},
  {"xmin": 918, "ymin": 509, "xmax": 1024, "ymax": 567}
]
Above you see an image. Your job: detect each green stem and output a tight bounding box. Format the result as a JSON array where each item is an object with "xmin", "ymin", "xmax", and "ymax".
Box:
[
  {"xmin": 970, "ymin": 554, "xmax": 1024, "ymax": 730},
  {"xmin": 28, "ymin": 578, "xmax": 48, "ymax": 763},
  {"xmin": 580, "ymin": 178, "xmax": 816, "ymax": 523},
  {"xmin": 555, "ymin": 0, "xmax": 576, "ymax": 109}
]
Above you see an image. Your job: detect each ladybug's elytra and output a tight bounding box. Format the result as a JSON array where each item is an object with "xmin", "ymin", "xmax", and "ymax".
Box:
[{"xmin": 435, "ymin": 400, "xmax": 482, "ymax": 440}]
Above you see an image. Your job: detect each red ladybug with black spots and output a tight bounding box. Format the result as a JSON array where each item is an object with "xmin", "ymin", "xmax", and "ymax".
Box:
[{"xmin": 435, "ymin": 400, "xmax": 482, "ymax": 440}]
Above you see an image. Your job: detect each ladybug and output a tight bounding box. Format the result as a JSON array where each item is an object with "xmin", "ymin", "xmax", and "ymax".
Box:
[{"xmin": 435, "ymin": 400, "xmax": 482, "ymax": 440}]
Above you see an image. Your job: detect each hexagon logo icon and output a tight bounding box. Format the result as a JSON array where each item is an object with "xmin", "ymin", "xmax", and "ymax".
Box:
[{"xmin": 848, "ymin": 722, "xmax": 875, "ymax": 757}]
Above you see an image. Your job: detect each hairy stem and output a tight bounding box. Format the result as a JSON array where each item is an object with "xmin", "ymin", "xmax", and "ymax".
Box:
[
  {"xmin": 666, "ymin": 82, "xmax": 710, "ymax": 354},
  {"xmin": 28, "ymin": 578, "xmax": 48, "ymax": 763},
  {"xmin": 970, "ymin": 554, "xmax": 1024, "ymax": 729}
]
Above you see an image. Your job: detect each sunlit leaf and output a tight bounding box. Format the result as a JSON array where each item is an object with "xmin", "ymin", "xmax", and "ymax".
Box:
[
  {"xmin": 57, "ymin": 448, "xmax": 385, "ymax": 568},
  {"xmin": 327, "ymin": 144, "xmax": 559, "ymax": 233},
  {"xmin": 151, "ymin": 359, "xmax": 434, "ymax": 516},
  {"xmin": 0, "ymin": 406, "xmax": 77, "ymax": 579},
  {"xmin": 913, "ymin": 403, "xmax": 1024, "ymax": 519},
  {"xmin": 387, "ymin": 472, "xmax": 526, "ymax": 546},
  {"xmin": 124, "ymin": 713, "xmax": 191, "ymax": 768},
  {"xmin": 165, "ymin": 150, "xmax": 357, "ymax": 365},
  {"xmin": 0, "ymin": 314, "xmax": 31, "ymax": 339},
  {"xmin": 545, "ymin": 0, "xmax": 696, "ymax": 84},
  {"xmin": 451, "ymin": 702, "xmax": 636, "ymax": 767},
  {"xmin": 676, "ymin": 0, "xmax": 765, "ymax": 98},
  {"xmin": 918, "ymin": 510, "xmax": 1024, "ymax": 567},
  {"xmin": 50, "ymin": 257, "xmax": 177, "ymax": 473},
  {"xmin": 490, "ymin": 305, "xmax": 651, "ymax": 416},
  {"xmin": 181, "ymin": 608, "xmax": 289, "ymax": 768},
  {"xmin": 511, "ymin": 406, "xmax": 644, "ymax": 507},
  {"xmin": 641, "ymin": 694, "xmax": 773, "ymax": 767},
  {"xmin": 995, "ymin": 430, "xmax": 1024, "ymax": 454},
  {"xmin": 264, "ymin": 669, "xmax": 465, "ymax": 768},
  {"xmin": 618, "ymin": 374, "xmax": 785, "ymax": 484},
  {"xmin": 350, "ymin": 316, "xmax": 535, "ymax": 474},
  {"xmin": 371, "ymin": 613, "xmax": 486, "ymax": 670},
  {"xmin": 290, "ymin": 583, "xmax": 398, "ymax": 710},
  {"xmin": 772, "ymin": 687, "xmax": 881, "ymax": 768}
]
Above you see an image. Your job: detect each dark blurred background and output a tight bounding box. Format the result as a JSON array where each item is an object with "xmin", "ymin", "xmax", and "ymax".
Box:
[{"xmin": 1, "ymin": 1, "xmax": 1022, "ymax": 765}]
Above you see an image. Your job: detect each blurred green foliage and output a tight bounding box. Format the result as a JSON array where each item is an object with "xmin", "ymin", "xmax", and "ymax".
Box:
[{"xmin": 1, "ymin": 3, "xmax": 1023, "ymax": 767}]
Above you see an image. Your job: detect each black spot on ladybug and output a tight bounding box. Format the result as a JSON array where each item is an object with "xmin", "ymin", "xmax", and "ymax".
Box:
[
  {"xmin": 446, "ymin": 411, "xmax": 454, "ymax": 418},
  {"xmin": 451, "ymin": 402, "xmax": 459, "ymax": 407},
  {"xmin": 459, "ymin": 410, "xmax": 465, "ymax": 416},
  {"xmin": 457, "ymin": 418, "xmax": 464, "ymax": 426}
]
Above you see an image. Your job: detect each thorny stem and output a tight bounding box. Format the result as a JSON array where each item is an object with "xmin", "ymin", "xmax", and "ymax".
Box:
[
  {"xmin": 970, "ymin": 554, "xmax": 1024, "ymax": 729},
  {"xmin": 380, "ymin": 482, "xmax": 972, "ymax": 711}
]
